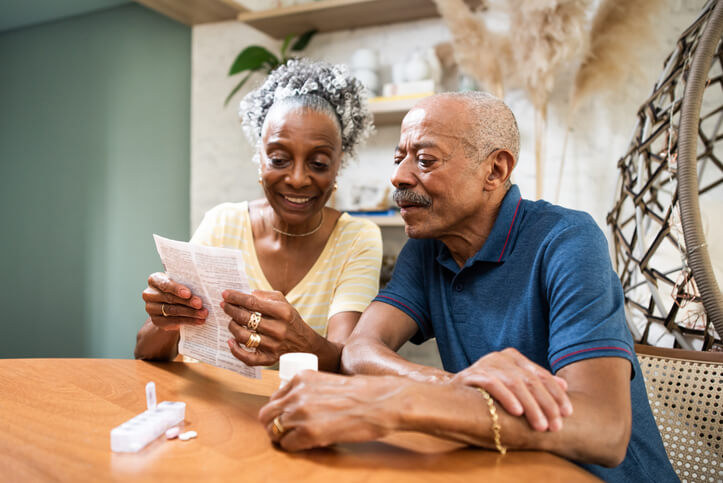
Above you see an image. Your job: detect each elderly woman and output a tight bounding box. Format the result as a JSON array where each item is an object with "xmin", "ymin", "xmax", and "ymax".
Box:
[{"xmin": 134, "ymin": 59, "xmax": 381, "ymax": 372}]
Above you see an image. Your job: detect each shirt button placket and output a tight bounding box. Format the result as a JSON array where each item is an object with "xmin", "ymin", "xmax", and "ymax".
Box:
[{"xmin": 450, "ymin": 276, "xmax": 468, "ymax": 323}]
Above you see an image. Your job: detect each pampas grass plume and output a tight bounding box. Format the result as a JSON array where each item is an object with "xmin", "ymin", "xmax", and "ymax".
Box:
[
  {"xmin": 433, "ymin": 0, "xmax": 509, "ymax": 98},
  {"xmin": 571, "ymin": 0, "xmax": 664, "ymax": 113},
  {"xmin": 556, "ymin": 0, "xmax": 664, "ymax": 203},
  {"xmin": 509, "ymin": 0, "xmax": 590, "ymax": 112},
  {"xmin": 507, "ymin": 0, "xmax": 589, "ymax": 199}
]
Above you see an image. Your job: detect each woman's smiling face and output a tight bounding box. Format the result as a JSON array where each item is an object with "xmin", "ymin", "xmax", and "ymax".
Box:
[{"xmin": 259, "ymin": 104, "xmax": 342, "ymax": 231}]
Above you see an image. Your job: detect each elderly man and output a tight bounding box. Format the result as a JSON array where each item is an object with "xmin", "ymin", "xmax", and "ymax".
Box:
[{"xmin": 259, "ymin": 93, "xmax": 677, "ymax": 482}]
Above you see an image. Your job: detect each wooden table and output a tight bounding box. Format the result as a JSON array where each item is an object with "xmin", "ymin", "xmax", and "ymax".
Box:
[{"xmin": 0, "ymin": 359, "xmax": 600, "ymax": 482}]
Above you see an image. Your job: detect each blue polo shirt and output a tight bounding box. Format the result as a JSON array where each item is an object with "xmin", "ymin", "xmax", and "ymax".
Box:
[{"xmin": 375, "ymin": 185, "xmax": 677, "ymax": 482}]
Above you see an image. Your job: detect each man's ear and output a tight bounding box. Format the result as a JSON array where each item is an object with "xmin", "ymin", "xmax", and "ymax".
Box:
[{"xmin": 483, "ymin": 149, "xmax": 515, "ymax": 190}]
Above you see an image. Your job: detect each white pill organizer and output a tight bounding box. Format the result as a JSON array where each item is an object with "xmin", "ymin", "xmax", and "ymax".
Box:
[{"xmin": 110, "ymin": 382, "xmax": 186, "ymax": 453}]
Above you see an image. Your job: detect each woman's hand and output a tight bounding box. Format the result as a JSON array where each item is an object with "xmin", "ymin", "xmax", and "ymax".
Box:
[
  {"xmin": 222, "ymin": 289, "xmax": 320, "ymax": 367},
  {"xmin": 451, "ymin": 347, "xmax": 572, "ymax": 432},
  {"xmin": 142, "ymin": 272, "xmax": 208, "ymax": 331}
]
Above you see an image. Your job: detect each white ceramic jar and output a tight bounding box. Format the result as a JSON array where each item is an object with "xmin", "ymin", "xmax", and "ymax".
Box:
[
  {"xmin": 353, "ymin": 68, "xmax": 379, "ymax": 95},
  {"xmin": 350, "ymin": 48, "xmax": 379, "ymax": 71},
  {"xmin": 404, "ymin": 52, "xmax": 430, "ymax": 82}
]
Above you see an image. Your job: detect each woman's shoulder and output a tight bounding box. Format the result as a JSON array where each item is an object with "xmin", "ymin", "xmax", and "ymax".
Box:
[
  {"xmin": 334, "ymin": 212, "xmax": 382, "ymax": 239},
  {"xmin": 203, "ymin": 201, "xmax": 250, "ymax": 219},
  {"xmin": 194, "ymin": 201, "xmax": 251, "ymax": 241}
]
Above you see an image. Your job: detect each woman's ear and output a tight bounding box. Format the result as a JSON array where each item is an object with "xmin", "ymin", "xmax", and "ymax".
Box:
[{"xmin": 484, "ymin": 149, "xmax": 515, "ymax": 190}]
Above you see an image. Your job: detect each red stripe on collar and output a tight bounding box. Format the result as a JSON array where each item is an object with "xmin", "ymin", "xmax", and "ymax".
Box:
[{"xmin": 498, "ymin": 197, "xmax": 522, "ymax": 262}]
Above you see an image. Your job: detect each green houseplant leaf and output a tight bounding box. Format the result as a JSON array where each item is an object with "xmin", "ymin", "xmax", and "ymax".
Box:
[
  {"xmin": 229, "ymin": 46, "xmax": 280, "ymax": 75},
  {"xmin": 290, "ymin": 29, "xmax": 317, "ymax": 52},
  {"xmin": 280, "ymin": 34, "xmax": 294, "ymax": 62},
  {"xmin": 225, "ymin": 30, "xmax": 317, "ymax": 106}
]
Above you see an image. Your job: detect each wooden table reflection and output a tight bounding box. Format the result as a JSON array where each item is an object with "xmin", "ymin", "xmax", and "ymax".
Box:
[{"xmin": 0, "ymin": 359, "xmax": 600, "ymax": 482}]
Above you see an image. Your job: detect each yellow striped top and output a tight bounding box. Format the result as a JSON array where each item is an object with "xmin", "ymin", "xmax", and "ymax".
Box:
[{"xmin": 190, "ymin": 201, "xmax": 383, "ymax": 337}]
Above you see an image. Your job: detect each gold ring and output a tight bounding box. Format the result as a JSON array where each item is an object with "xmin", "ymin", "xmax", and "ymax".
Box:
[
  {"xmin": 161, "ymin": 304, "xmax": 169, "ymax": 317},
  {"xmin": 244, "ymin": 332, "xmax": 261, "ymax": 349},
  {"xmin": 248, "ymin": 311, "xmax": 262, "ymax": 331},
  {"xmin": 271, "ymin": 416, "xmax": 286, "ymax": 437}
]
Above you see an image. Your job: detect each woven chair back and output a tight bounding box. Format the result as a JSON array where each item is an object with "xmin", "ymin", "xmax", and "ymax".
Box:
[{"xmin": 635, "ymin": 344, "xmax": 722, "ymax": 482}]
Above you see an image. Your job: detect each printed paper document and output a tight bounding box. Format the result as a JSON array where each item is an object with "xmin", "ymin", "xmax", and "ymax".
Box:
[{"xmin": 153, "ymin": 234, "xmax": 260, "ymax": 379}]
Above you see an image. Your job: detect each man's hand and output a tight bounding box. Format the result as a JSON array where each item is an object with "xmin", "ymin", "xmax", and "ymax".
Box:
[
  {"xmin": 452, "ymin": 348, "xmax": 572, "ymax": 432},
  {"xmin": 258, "ymin": 371, "xmax": 403, "ymax": 452}
]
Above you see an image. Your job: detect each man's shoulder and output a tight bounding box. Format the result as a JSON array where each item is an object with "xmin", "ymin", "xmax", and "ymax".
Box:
[
  {"xmin": 520, "ymin": 198, "xmax": 601, "ymax": 239},
  {"xmin": 518, "ymin": 200, "xmax": 614, "ymax": 276}
]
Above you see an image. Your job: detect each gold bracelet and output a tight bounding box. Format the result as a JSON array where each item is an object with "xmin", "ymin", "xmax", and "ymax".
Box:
[{"xmin": 477, "ymin": 388, "xmax": 507, "ymax": 455}]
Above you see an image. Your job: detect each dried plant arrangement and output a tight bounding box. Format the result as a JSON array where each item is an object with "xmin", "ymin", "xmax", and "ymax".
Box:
[
  {"xmin": 433, "ymin": 0, "xmax": 668, "ymax": 200},
  {"xmin": 508, "ymin": 0, "xmax": 589, "ymax": 117},
  {"xmin": 554, "ymin": 0, "xmax": 665, "ymax": 202},
  {"xmin": 434, "ymin": 0, "xmax": 587, "ymax": 199},
  {"xmin": 571, "ymin": 0, "xmax": 663, "ymax": 113},
  {"xmin": 432, "ymin": 0, "xmax": 510, "ymax": 98},
  {"xmin": 508, "ymin": 0, "xmax": 589, "ymax": 199}
]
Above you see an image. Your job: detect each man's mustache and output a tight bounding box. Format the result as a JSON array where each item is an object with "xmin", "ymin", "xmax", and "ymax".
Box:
[{"xmin": 393, "ymin": 189, "xmax": 432, "ymax": 208}]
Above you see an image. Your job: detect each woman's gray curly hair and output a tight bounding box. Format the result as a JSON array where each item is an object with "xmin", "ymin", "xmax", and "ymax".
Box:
[{"xmin": 239, "ymin": 58, "xmax": 374, "ymax": 167}]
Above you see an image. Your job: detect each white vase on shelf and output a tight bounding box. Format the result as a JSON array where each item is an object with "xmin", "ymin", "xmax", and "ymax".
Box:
[
  {"xmin": 351, "ymin": 48, "xmax": 379, "ymax": 96},
  {"xmin": 350, "ymin": 48, "xmax": 379, "ymax": 71},
  {"xmin": 391, "ymin": 63, "xmax": 406, "ymax": 84},
  {"xmin": 403, "ymin": 52, "xmax": 430, "ymax": 82},
  {"xmin": 353, "ymin": 68, "xmax": 379, "ymax": 96}
]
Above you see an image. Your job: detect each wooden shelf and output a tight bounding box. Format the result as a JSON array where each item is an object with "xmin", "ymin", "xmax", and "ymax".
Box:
[
  {"xmin": 351, "ymin": 213, "xmax": 405, "ymax": 227},
  {"xmin": 237, "ymin": 0, "xmax": 481, "ymax": 39},
  {"xmin": 368, "ymin": 94, "xmax": 432, "ymax": 125},
  {"xmin": 137, "ymin": 0, "xmax": 248, "ymax": 25}
]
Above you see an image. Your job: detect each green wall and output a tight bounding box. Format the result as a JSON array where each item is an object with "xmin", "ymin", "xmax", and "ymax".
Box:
[{"xmin": 0, "ymin": 4, "xmax": 190, "ymax": 358}]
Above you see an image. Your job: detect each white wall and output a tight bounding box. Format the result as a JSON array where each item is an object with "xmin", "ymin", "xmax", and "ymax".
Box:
[{"xmin": 191, "ymin": 0, "xmax": 705, "ymax": 235}]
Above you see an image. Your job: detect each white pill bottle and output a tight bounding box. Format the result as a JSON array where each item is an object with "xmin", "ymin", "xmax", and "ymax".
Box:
[{"xmin": 278, "ymin": 353, "xmax": 318, "ymax": 388}]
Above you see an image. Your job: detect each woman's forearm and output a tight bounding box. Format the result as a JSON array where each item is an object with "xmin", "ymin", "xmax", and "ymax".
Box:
[
  {"xmin": 134, "ymin": 318, "xmax": 180, "ymax": 360},
  {"xmin": 309, "ymin": 335, "xmax": 344, "ymax": 372}
]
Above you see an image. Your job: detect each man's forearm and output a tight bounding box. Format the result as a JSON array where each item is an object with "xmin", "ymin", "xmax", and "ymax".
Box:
[
  {"xmin": 388, "ymin": 380, "xmax": 629, "ymax": 467},
  {"xmin": 261, "ymin": 361, "xmax": 630, "ymax": 466},
  {"xmin": 341, "ymin": 336, "xmax": 451, "ymax": 382}
]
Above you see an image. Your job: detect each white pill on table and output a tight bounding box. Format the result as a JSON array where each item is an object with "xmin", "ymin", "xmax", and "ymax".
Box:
[
  {"xmin": 165, "ymin": 426, "xmax": 181, "ymax": 439},
  {"xmin": 178, "ymin": 430, "xmax": 197, "ymax": 441}
]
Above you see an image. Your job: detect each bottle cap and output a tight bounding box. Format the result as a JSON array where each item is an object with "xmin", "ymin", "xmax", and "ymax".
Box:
[{"xmin": 279, "ymin": 353, "xmax": 318, "ymax": 388}]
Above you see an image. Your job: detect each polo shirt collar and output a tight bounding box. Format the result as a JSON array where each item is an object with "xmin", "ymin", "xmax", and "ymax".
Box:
[{"xmin": 436, "ymin": 185, "xmax": 523, "ymax": 271}]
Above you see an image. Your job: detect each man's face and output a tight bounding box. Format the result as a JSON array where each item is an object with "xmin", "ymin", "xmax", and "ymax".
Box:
[{"xmin": 392, "ymin": 98, "xmax": 488, "ymax": 239}]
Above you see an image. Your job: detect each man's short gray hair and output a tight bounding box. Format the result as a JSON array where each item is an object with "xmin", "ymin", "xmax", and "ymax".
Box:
[
  {"xmin": 239, "ymin": 58, "xmax": 374, "ymax": 166},
  {"xmin": 441, "ymin": 91, "xmax": 520, "ymax": 164}
]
